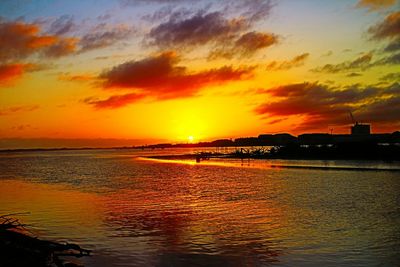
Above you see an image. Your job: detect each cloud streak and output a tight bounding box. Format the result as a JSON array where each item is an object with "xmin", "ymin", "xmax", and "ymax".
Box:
[
  {"xmin": 356, "ymin": 0, "xmax": 397, "ymax": 11},
  {"xmin": 254, "ymin": 82, "xmax": 400, "ymax": 131},
  {"xmin": 83, "ymin": 93, "xmax": 145, "ymax": 109},
  {"xmin": 266, "ymin": 53, "xmax": 309, "ymax": 71},
  {"xmin": 0, "ymin": 105, "xmax": 39, "ymax": 116},
  {"xmin": 311, "ymin": 52, "xmax": 399, "ymax": 73}
]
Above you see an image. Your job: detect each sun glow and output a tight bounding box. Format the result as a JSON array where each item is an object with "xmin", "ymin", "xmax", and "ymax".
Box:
[{"xmin": 188, "ymin": 135, "xmax": 194, "ymax": 143}]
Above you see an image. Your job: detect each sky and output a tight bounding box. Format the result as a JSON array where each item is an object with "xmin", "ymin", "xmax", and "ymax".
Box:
[{"xmin": 0, "ymin": 0, "xmax": 399, "ymax": 148}]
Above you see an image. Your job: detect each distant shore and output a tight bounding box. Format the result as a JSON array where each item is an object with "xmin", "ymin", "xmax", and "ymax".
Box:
[{"xmin": 146, "ymin": 143, "xmax": 400, "ymax": 161}]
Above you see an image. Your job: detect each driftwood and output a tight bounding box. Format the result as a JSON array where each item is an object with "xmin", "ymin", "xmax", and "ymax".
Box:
[{"xmin": 0, "ymin": 214, "xmax": 91, "ymax": 267}]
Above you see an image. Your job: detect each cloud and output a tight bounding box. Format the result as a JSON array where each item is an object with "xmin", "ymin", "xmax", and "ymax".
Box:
[
  {"xmin": 83, "ymin": 93, "xmax": 145, "ymax": 109},
  {"xmin": 356, "ymin": 0, "xmax": 397, "ymax": 11},
  {"xmin": 368, "ymin": 11, "xmax": 400, "ymax": 40},
  {"xmin": 90, "ymin": 51, "xmax": 253, "ymax": 108},
  {"xmin": 346, "ymin": 72, "xmax": 363, "ymax": 77},
  {"xmin": 380, "ymin": 72, "xmax": 400, "ymax": 81},
  {"xmin": 100, "ymin": 51, "xmax": 254, "ymax": 97},
  {"xmin": 47, "ymin": 15, "xmax": 76, "ymax": 35},
  {"xmin": 79, "ymin": 23, "xmax": 136, "ymax": 52},
  {"xmin": 58, "ymin": 73, "xmax": 95, "ymax": 82},
  {"xmin": 43, "ymin": 37, "xmax": 78, "ymax": 58},
  {"xmin": 0, "ymin": 20, "xmax": 77, "ymax": 63},
  {"xmin": 148, "ymin": 11, "xmax": 249, "ymax": 49},
  {"xmin": 311, "ymin": 53, "xmax": 373, "ymax": 73},
  {"xmin": 254, "ymin": 82, "xmax": 400, "ymax": 131},
  {"xmin": 209, "ymin": 31, "xmax": 278, "ymax": 59},
  {"xmin": 234, "ymin": 31, "xmax": 278, "ymax": 54},
  {"xmin": 311, "ymin": 52, "xmax": 399, "ymax": 73},
  {"xmin": 0, "ymin": 63, "xmax": 38, "ymax": 86},
  {"xmin": 0, "ymin": 105, "xmax": 39, "ymax": 116},
  {"xmin": 384, "ymin": 38, "xmax": 400, "ymax": 52},
  {"xmin": 266, "ymin": 53, "xmax": 309, "ymax": 71}
]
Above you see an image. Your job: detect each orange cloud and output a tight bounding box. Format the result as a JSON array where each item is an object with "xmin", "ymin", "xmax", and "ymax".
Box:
[
  {"xmin": 254, "ymin": 82, "xmax": 400, "ymax": 131},
  {"xmin": 83, "ymin": 93, "xmax": 145, "ymax": 109},
  {"xmin": 356, "ymin": 0, "xmax": 397, "ymax": 11},
  {"xmin": 0, "ymin": 63, "xmax": 39, "ymax": 86},
  {"xmin": 0, "ymin": 105, "xmax": 39, "ymax": 116},
  {"xmin": 99, "ymin": 51, "xmax": 254, "ymax": 100},
  {"xmin": 0, "ymin": 20, "xmax": 77, "ymax": 63},
  {"xmin": 368, "ymin": 11, "xmax": 400, "ymax": 40},
  {"xmin": 266, "ymin": 53, "xmax": 309, "ymax": 71}
]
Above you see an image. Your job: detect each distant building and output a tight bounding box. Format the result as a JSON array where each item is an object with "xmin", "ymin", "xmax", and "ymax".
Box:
[
  {"xmin": 298, "ymin": 133, "xmax": 332, "ymax": 145},
  {"xmin": 351, "ymin": 123, "xmax": 371, "ymax": 135}
]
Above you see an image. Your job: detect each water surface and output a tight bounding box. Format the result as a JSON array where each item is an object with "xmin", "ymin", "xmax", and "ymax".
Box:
[{"xmin": 0, "ymin": 149, "xmax": 399, "ymax": 266}]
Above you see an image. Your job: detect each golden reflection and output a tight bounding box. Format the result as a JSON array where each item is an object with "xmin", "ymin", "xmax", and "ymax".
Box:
[{"xmin": 0, "ymin": 180, "xmax": 104, "ymax": 240}]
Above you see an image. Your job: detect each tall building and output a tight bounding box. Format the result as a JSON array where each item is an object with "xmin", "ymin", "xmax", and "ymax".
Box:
[{"xmin": 351, "ymin": 123, "xmax": 371, "ymax": 135}]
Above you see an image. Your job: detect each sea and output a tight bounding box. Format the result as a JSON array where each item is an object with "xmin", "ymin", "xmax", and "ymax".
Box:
[{"xmin": 0, "ymin": 148, "xmax": 399, "ymax": 267}]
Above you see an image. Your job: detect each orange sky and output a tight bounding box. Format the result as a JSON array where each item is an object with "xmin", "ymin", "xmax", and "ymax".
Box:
[{"xmin": 0, "ymin": 0, "xmax": 399, "ymax": 148}]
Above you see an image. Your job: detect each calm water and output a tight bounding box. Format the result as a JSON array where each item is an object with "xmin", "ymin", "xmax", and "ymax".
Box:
[{"xmin": 0, "ymin": 149, "xmax": 399, "ymax": 267}]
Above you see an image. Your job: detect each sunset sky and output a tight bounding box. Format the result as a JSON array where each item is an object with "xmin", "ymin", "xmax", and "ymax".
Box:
[{"xmin": 0, "ymin": 0, "xmax": 399, "ymax": 148}]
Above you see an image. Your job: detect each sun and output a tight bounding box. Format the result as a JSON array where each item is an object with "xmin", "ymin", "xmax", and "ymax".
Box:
[{"xmin": 188, "ymin": 135, "xmax": 194, "ymax": 143}]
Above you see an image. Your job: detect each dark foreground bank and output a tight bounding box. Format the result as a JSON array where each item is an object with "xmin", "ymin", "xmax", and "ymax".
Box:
[
  {"xmin": 148, "ymin": 143, "xmax": 400, "ymax": 161},
  {"xmin": 0, "ymin": 215, "xmax": 90, "ymax": 267}
]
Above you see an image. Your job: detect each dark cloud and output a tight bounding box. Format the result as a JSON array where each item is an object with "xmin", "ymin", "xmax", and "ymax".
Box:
[
  {"xmin": 148, "ymin": 11, "xmax": 248, "ymax": 48},
  {"xmin": 376, "ymin": 52, "xmax": 400, "ymax": 64},
  {"xmin": 266, "ymin": 53, "xmax": 309, "ymax": 71},
  {"xmin": 58, "ymin": 73, "xmax": 94, "ymax": 82},
  {"xmin": 209, "ymin": 31, "xmax": 278, "ymax": 59},
  {"xmin": 0, "ymin": 105, "xmax": 39, "ymax": 116},
  {"xmin": 83, "ymin": 93, "xmax": 145, "ymax": 109},
  {"xmin": 384, "ymin": 38, "xmax": 400, "ymax": 52},
  {"xmin": 43, "ymin": 37, "xmax": 78, "ymax": 58},
  {"xmin": 79, "ymin": 24, "xmax": 136, "ymax": 52},
  {"xmin": 0, "ymin": 20, "xmax": 77, "ymax": 63},
  {"xmin": 312, "ymin": 52, "xmax": 399, "ymax": 73},
  {"xmin": 254, "ymin": 82, "xmax": 400, "ymax": 131},
  {"xmin": 311, "ymin": 53, "xmax": 373, "ymax": 73},
  {"xmin": 235, "ymin": 31, "xmax": 278, "ymax": 54},
  {"xmin": 47, "ymin": 15, "xmax": 76, "ymax": 35},
  {"xmin": 356, "ymin": 0, "xmax": 397, "ymax": 11},
  {"xmin": 92, "ymin": 51, "xmax": 253, "ymax": 107},
  {"xmin": 346, "ymin": 72, "xmax": 363, "ymax": 77},
  {"xmin": 380, "ymin": 72, "xmax": 400, "ymax": 81},
  {"xmin": 368, "ymin": 11, "xmax": 400, "ymax": 40}
]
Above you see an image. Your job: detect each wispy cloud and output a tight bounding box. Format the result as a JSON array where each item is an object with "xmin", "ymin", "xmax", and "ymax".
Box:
[
  {"xmin": 83, "ymin": 93, "xmax": 145, "ymax": 109},
  {"xmin": 266, "ymin": 53, "xmax": 309, "ymax": 71},
  {"xmin": 356, "ymin": 0, "xmax": 397, "ymax": 11},
  {"xmin": 311, "ymin": 52, "xmax": 399, "ymax": 73},
  {"xmin": 0, "ymin": 105, "xmax": 39, "ymax": 116}
]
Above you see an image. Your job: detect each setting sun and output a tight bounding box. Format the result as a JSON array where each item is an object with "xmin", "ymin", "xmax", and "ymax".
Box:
[{"xmin": 188, "ymin": 136, "xmax": 194, "ymax": 143}]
